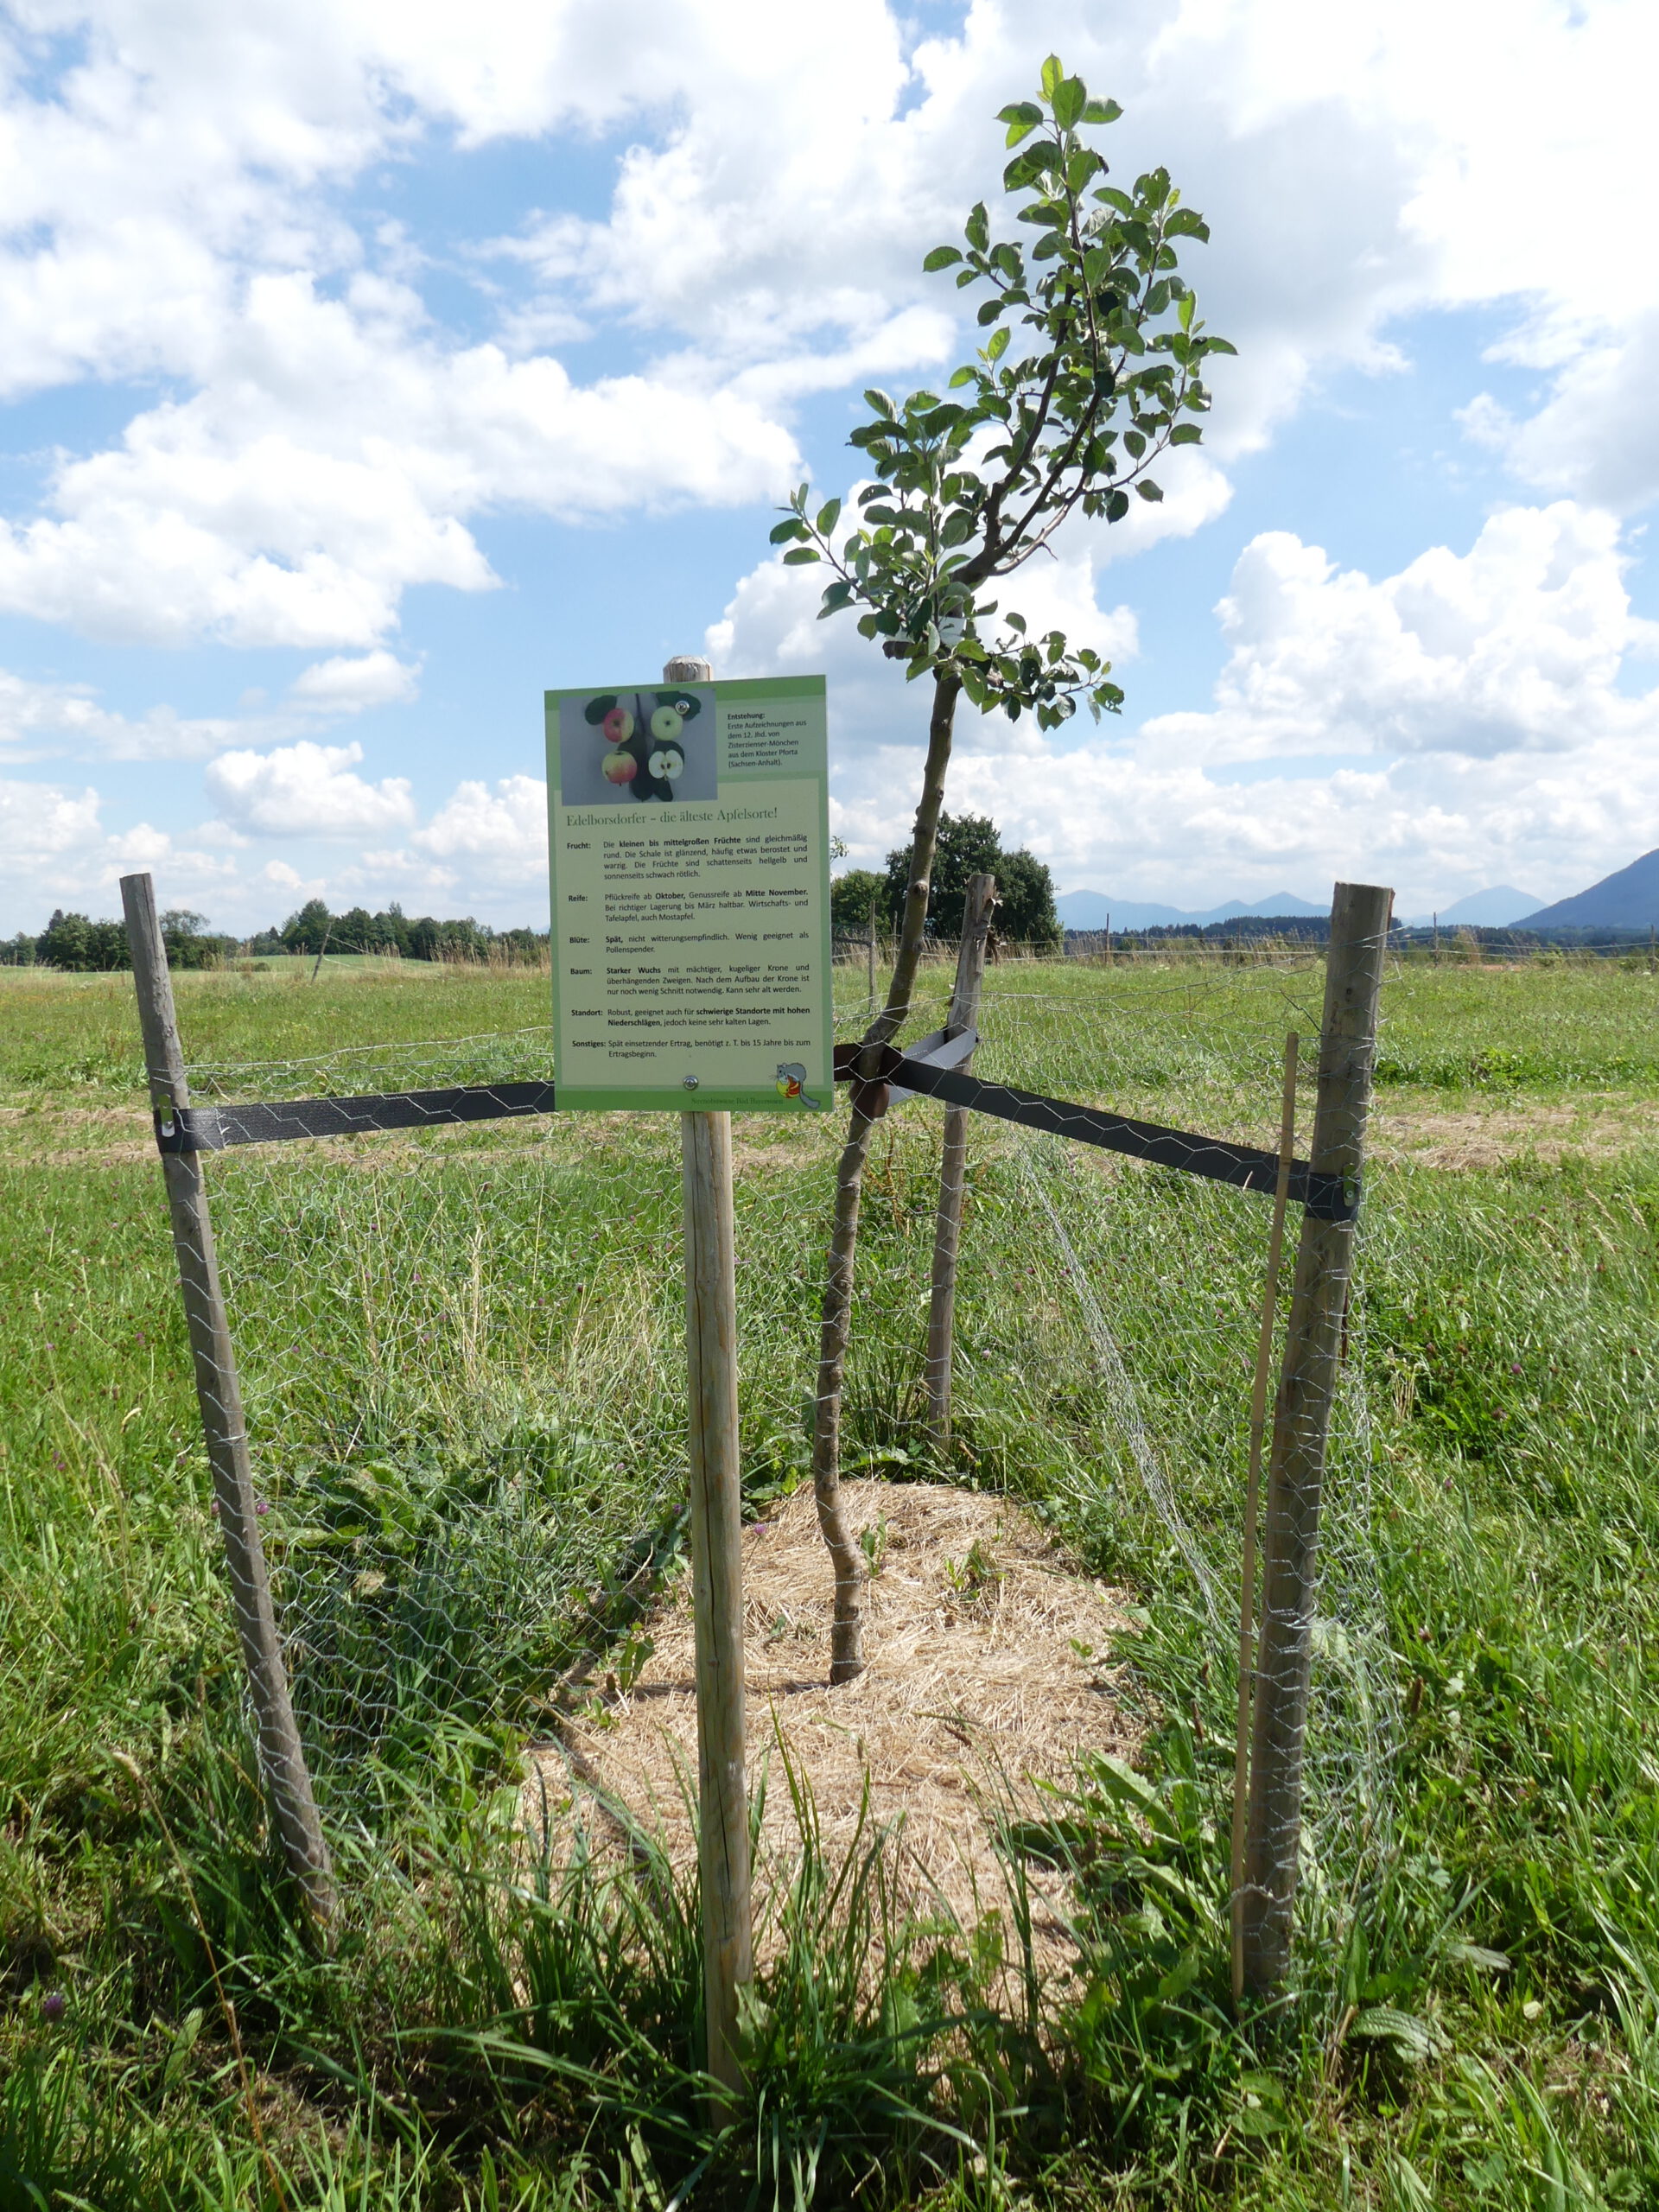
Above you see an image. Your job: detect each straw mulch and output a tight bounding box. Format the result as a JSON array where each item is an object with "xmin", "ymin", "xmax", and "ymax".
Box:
[{"xmin": 525, "ymin": 1479, "xmax": 1139, "ymax": 1965}]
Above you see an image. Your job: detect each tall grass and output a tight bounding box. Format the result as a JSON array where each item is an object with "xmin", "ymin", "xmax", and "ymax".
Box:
[{"xmin": 5, "ymin": 957, "xmax": 1659, "ymax": 2202}]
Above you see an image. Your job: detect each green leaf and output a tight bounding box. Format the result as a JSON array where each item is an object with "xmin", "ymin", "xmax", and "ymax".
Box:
[
  {"xmin": 1168, "ymin": 422, "xmax": 1202, "ymax": 444},
  {"xmin": 999, "ymin": 99, "xmax": 1043, "ymax": 148},
  {"xmin": 782, "ymin": 547, "xmax": 821, "ymax": 565},
  {"xmin": 1040, "ymin": 54, "xmax": 1065, "ymax": 102},
  {"xmin": 1351, "ymin": 2008, "xmax": 1445, "ymax": 2064},
  {"xmin": 1051, "ymin": 75, "xmax": 1085, "ymax": 130},
  {"xmin": 1105, "ymin": 489, "xmax": 1129, "ymax": 523},
  {"xmin": 1135, "ymin": 479, "xmax": 1163, "ymax": 502},
  {"xmin": 817, "ymin": 581, "xmax": 855, "ymax": 618},
  {"xmin": 922, "ymin": 245, "xmax": 963, "ymax": 272},
  {"xmin": 986, "ymin": 326, "xmax": 1010, "ymax": 363},
  {"xmin": 940, "ymin": 509, "xmax": 976, "ymax": 547},
  {"xmin": 976, "ymin": 298, "xmax": 1003, "ymax": 327},
  {"xmin": 964, "ymin": 200, "xmax": 989, "ymax": 251},
  {"xmin": 1082, "ymin": 98, "xmax": 1122, "ymax": 124},
  {"xmin": 768, "ymin": 518, "xmax": 807, "ymax": 544},
  {"xmin": 815, "ymin": 498, "xmax": 842, "ymax": 537},
  {"xmin": 582, "ymin": 695, "xmax": 618, "ymax": 723},
  {"xmin": 1178, "ymin": 289, "xmax": 1196, "ymax": 332},
  {"xmin": 948, "ymin": 365, "xmax": 977, "ymax": 388},
  {"xmin": 863, "ymin": 387, "xmax": 896, "ymax": 418},
  {"xmin": 1003, "ymin": 143, "xmax": 1058, "ymax": 193}
]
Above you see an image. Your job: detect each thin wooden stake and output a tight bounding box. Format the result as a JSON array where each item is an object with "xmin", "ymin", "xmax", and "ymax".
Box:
[
  {"xmin": 925, "ymin": 874, "xmax": 995, "ymax": 1451},
  {"xmin": 664, "ymin": 654, "xmax": 753, "ymax": 2100},
  {"xmin": 1230, "ymin": 1031, "xmax": 1298, "ymax": 2008},
  {"xmin": 681, "ymin": 1103, "xmax": 752, "ymax": 2101},
  {"xmin": 119, "ymin": 871, "xmax": 334, "ymax": 1925}
]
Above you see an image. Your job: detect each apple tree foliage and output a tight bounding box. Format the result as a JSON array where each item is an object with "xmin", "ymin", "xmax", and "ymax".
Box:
[{"xmin": 771, "ymin": 55, "xmax": 1233, "ymax": 731}]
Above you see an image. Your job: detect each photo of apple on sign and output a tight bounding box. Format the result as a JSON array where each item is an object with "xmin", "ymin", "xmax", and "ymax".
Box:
[{"xmin": 562, "ymin": 685, "xmax": 716, "ymax": 805}]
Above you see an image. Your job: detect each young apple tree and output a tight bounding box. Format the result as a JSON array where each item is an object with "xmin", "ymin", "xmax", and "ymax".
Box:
[{"xmin": 772, "ymin": 56, "xmax": 1234, "ymax": 1681}]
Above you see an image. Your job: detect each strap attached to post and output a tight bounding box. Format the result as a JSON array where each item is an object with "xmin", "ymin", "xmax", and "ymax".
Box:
[
  {"xmin": 148, "ymin": 1058, "xmax": 1354, "ymax": 1220},
  {"xmin": 831, "ymin": 1043, "xmax": 1356, "ymax": 1221},
  {"xmin": 153, "ymin": 1080, "xmax": 559, "ymax": 1153}
]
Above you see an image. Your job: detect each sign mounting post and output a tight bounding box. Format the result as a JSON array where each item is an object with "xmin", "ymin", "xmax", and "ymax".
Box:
[{"xmin": 545, "ymin": 658, "xmax": 832, "ymax": 2099}]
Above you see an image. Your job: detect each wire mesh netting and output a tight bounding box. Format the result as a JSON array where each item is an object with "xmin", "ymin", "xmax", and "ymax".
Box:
[{"xmin": 180, "ymin": 939, "xmax": 1401, "ymax": 1999}]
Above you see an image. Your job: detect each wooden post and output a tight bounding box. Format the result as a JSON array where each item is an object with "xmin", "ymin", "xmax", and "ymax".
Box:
[
  {"xmin": 663, "ymin": 654, "xmax": 753, "ymax": 2098},
  {"xmin": 1230, "ymin": 1033, "xmax": 1299, "ymax": 2008},
  {"xmin": 868, "ymin": 888, "xmax": 879, "ymax": 1016},
  {"xmin": 119, "ymin": 872, "xmax": 334, "ymax": 1924},
  {"xmin": 925, "ymin": 874, "xmax": 995, "ymax": 1451},
  {"xmin": 1240, "ymin": 882, "xmax": 1391, "ymax": 1999}
]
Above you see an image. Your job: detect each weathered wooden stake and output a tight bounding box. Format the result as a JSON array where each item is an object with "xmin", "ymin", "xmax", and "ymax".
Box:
[
  {"xmin": 1240, "ymin": 883, "xmax": 1390, "ymax": 1999},
  {"xmin": 680, "ymin": 1106, "xmax": 753, "ymax": 2099},
  {"xmin": 1230, "ymin": 1031, "xmax": 1298, "ymax": 2008},
  {"xmin": 925, "ymin": 874, "xmax": 996, "ymax": 1450},
  {"xmin": 119, "ymin": 871, "xmax": 334, "ymax": 1925},
  {"xmin": 663, "ymin": 654, "xmax": 753, "ymax": 2098}
]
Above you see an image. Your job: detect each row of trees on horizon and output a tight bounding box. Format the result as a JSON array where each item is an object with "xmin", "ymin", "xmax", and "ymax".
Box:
[
  {"xmin": 0, "ymin": 899, "xmax": 548, "ymax": 971},
  {"xmin": 3, "ymin": 815, "xmax": 1070, "ymax": 970}
]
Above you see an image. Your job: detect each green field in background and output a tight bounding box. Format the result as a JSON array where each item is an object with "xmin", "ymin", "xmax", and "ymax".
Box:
[{"xmin": 3, "ymin": 952, "xmax": 1659, "ymax": 2207}]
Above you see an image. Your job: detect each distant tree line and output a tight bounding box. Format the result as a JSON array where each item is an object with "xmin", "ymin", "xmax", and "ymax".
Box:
[
  {"xmin": 1, "ymin": 899, "xmax": 549, "ymax": 970},
  {"xmin": 831, "ymin": 813, "xmax": 1062, "ymax": 948}
]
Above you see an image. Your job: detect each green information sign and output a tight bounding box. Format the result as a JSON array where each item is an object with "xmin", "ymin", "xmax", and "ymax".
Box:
[{"xmin": 545, "ymin": 674, "xmax": 834, "ymax": 1112}]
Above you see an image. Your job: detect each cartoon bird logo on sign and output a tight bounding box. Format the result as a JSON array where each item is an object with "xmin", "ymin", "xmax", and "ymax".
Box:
[{"xmin": 586, "ymin": 688, "xmax": 702, "ymax": 801}]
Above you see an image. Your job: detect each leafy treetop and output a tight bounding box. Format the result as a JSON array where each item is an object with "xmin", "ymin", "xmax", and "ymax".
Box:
[{"xmin": 771, "ymin": 56, "xmax": 1232, "ymax": 730}]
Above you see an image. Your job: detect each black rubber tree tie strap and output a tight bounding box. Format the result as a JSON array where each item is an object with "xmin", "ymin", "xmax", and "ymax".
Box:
[
  {"xmin": 153, "ymin": 1062, "xmax": 1355, "ymax": 1221},
  {"xmin": 831, "ymin": 1044, "xmax": 1355, "ymax": 1222},
  {"xmin": 154, "ymin": 1081, "xmax": 559, "ymax": 1154}
]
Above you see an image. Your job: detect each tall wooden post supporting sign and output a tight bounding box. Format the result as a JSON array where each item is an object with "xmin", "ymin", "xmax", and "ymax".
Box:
[
  {"xmin": 1240, "ymin": 880, "xmax": 1391, "ymax": 1999},
  {"xmin": 663, "ymin": 655, "xmax": 753, "ymax": 2099},
  {"xmin": 545, "ymin": 654, "xmax": 834, "ymax": 2098},
  {"xmin": 120, "ymin": 872, "xmax": 334, "ymax": 1925},
  {"xmin": 925, "ymin": 872, "xmax": 995, "ymax": 1449}
]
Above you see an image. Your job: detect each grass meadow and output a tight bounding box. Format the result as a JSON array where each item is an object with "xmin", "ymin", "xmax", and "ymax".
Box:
[{"xmin": 3, "ymin": 948, "xmax": 1659, "ymax": 2207}]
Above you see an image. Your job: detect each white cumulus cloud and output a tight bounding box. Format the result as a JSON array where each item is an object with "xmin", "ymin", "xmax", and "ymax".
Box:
[
  {"xmin": 1146, "ymin": 503, "xmax": 1659, "ymax": 763},
  {"xmin": 412, "ymin": 772, "xmax": 548, "ymax": 880},
  {"xmin": 289, "ymin": 649, "xmax": 423, "ymax": 712},
  {"xmin": 205, "ymin": 739, "xmax": 417, "ymax": 836}
]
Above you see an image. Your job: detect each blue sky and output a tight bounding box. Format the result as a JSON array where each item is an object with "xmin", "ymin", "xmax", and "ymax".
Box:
[{"xmin": 3, "ymin": 0, "xmax": 1656, "ymax": 936}]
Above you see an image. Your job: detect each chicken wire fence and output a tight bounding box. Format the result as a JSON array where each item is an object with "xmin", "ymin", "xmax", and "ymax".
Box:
[{"xmin": 178, "ymin": 944, "xmax": 1400, "ymax": 1993}]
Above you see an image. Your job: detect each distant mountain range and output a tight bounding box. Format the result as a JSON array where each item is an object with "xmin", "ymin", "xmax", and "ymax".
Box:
[
  {"xmin": 1397, "ymin": 887, "xmax": 1541, "ymax": 929},
  {"xmin": 1058, "ymin": 857, "xmax": 1659, "ymax": 935},
  {"xmin": 1517, "ymin": 848, "xmax": 1659, "ymax": 930},
  {"xmin": 1056, "ymin": 889, "xmax": 1325, "ymax": 931}
]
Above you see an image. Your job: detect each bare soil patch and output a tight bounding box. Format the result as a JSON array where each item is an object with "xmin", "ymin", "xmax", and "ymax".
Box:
[{"xmin": 527, "ymin": 1480, "xmax": 1136, "ymax": 1967}]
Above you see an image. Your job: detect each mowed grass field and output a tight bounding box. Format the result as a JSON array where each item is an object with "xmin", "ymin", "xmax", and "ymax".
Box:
[{"xmin": 4, "ymin": 950, "xmax": 1659, "ymax": 2208}]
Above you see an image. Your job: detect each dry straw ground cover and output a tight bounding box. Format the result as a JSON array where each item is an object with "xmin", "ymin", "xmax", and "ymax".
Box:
[{"xmin": 532, "ymin": 1479, "xmax": 1138, "ymax": 1975}]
